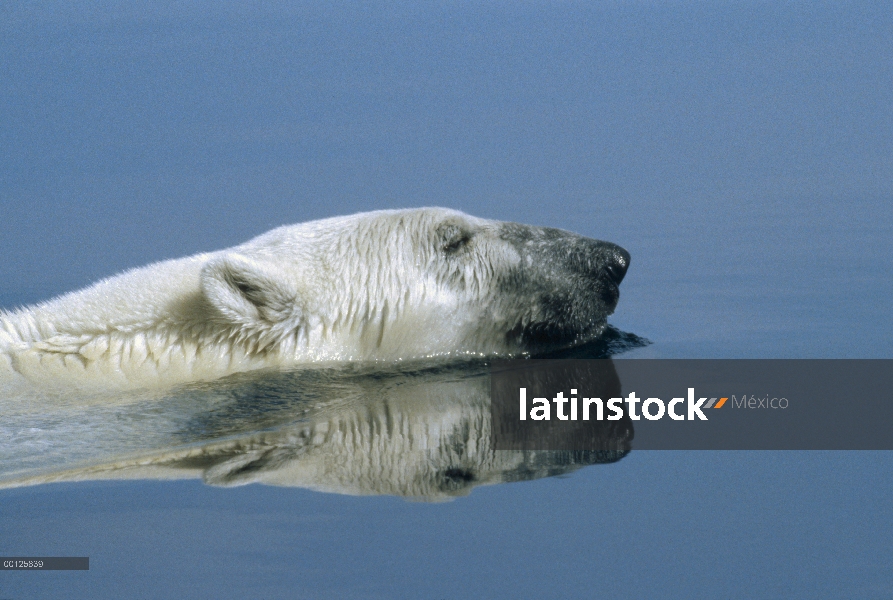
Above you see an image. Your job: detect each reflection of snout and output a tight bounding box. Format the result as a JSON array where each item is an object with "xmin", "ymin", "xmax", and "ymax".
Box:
[{"xmin": 603, "ymin": 244, "xmax": 630, "ymax": 285}]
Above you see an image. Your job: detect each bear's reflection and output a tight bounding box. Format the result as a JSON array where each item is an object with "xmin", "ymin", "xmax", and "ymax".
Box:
[
  {"xmin": 179, "ymin": 362, "xmax": 631, "ymax": 499},
  {"xmin": 1, "ymin": 328, "xmax": 645, "ymax": 500}
]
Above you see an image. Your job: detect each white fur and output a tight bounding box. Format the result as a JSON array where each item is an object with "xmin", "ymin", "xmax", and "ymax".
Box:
[
  {"xmin": 0, "ymin": 208, "xmax": 623, "ymax": 388},
  {"xmin": 1, "ymin": 208, "xmax": 618, "ymax": 389}
]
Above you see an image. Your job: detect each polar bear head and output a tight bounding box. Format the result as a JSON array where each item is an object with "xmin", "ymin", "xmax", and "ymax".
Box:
[{"xmin": 199, "ymin": 208, "xmax": 629, "ymax": 361}]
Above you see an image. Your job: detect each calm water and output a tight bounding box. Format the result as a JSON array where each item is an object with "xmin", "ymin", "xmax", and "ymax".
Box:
[{"xmin": 1, "ymin": 2, "xmax": 891, "ymax": 598}]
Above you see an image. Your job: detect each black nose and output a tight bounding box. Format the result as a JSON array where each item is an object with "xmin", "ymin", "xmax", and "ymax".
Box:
[{"xmin": 604, "ymin": 246, "xmax": 630, "ymax": 284}]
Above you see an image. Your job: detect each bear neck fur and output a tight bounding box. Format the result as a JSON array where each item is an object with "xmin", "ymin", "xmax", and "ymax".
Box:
[{"xmin": 0, "ymin": 253, "xmax": 283, "ymax": 387}]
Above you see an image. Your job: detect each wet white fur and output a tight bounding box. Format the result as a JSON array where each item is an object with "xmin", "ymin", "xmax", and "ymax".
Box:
[{"xmin": 1, "ymin": 208, "xmax": 529, "ymax": 389}]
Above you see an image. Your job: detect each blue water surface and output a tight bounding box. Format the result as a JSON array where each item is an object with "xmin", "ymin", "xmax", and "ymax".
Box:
[{"xmin": 1, "ymin": 2, "xmax": 891, "ymax": 598}]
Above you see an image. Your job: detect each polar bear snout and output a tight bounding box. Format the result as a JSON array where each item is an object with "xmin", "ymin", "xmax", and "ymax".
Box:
[
  {"xmin": 602, "ymin": 244, "xmax": 630, "ymax": 285},
  {"xmin": 579, "ymin": 239, "xmax": 628, "ymax": 312},
  {"xmin": 493, "ymin": 224, "xmax": 630, "ymax": 351},
  {"xmin": 590, "ymin": 243, "xmax": 629, "ymax": 309}
]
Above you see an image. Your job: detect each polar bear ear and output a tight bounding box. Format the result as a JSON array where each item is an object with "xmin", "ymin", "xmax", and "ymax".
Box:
[{"xmin": 200, "ymin": 253, "xmax": 301, "ymax": 326}]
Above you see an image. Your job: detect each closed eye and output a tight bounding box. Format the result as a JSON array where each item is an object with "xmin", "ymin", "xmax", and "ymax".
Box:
[
  {"xmin": 438, "ymin": 223, "xmax": 472, "ymax": 254},
  {"xmin": 444, "ymin": 234, "xmax": 470, "ymax": 253}
]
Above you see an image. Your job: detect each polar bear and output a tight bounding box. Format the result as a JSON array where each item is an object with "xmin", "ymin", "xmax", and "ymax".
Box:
[{"xmin": 0, "ymin": 208, "xmax": 629, "ymax": 388}]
